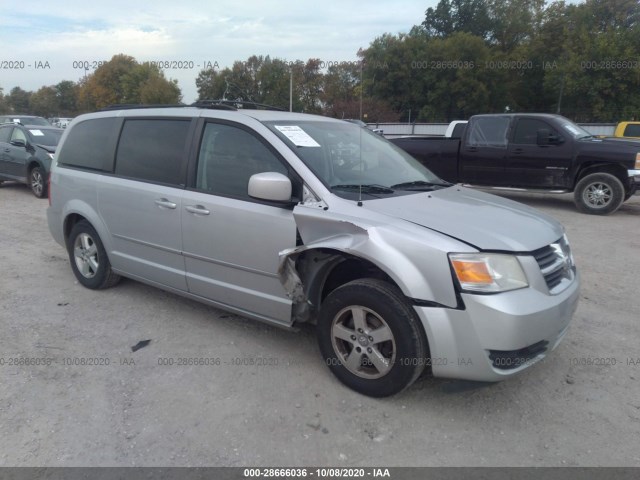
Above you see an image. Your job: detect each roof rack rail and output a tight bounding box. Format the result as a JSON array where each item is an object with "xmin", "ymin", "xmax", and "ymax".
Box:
[
  {"xmin": 100, "ymin": 104, "xmax": 186, "ymax": 111},
  {"xmin": 193, "ymin": 99, "xmax": 286, "ymax": 111},
  {"xmin": 99, "ymin": 100, "xmax": 286, "ymax": 112}
]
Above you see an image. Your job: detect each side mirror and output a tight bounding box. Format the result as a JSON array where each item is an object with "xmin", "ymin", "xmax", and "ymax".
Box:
[
  {"xmin": 248, "ymin": 172, "xmax": 292, "ymax": 202},
  {"xmin": 10, "ymin": 138, "xmax": 26, "ymax": 148}
]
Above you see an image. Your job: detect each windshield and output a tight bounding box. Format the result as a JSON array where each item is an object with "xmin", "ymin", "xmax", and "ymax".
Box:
[
  {"xmin": 560, "ymin": 120, "xmax": 592, "ymax": 139},
  {"xmin": 264, "ymin": 120, "xmax": 448, "ymax": 199},
  {"xmin": 27, "ymin": 128, "xmax": 62, "ymax": 146}
]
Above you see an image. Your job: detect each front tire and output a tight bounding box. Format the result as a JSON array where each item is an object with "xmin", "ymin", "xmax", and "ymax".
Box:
[
  {"xmin": 574, "ymin": 172, "xmax": 624, "ymax": 215},
  {"xmin": 317, "ymin": 278, "xmax": 428, "ymax": 397},
  {"xmin": 29, "ymin": 166, "xmax": 47, "ymax": 198},
  {"xmin": 67, "ymin": 220, "xmax": 120, "ymax": 289}
]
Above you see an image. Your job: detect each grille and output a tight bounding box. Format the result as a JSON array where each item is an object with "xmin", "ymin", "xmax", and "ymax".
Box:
[
  {"xmin": 532, "ymin": 237, "xmax": 574, "ymax": 292},
  {"xmin": 488, "ymin": 340, "xmax": 549, "ymax": 370}
]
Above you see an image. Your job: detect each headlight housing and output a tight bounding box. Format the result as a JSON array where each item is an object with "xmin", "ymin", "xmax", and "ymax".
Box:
[{"xmin": 449, "ymin": 253, "xmax": 528, "ymax": 293}]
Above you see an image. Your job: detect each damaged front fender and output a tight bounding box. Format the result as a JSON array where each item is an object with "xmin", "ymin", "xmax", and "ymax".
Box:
[{"xmin": 278, "ymin": 204, "xmax": 462, "ymax": 324}]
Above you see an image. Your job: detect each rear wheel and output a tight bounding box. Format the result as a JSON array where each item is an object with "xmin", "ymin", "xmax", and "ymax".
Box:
[
  {"xmin": 574, "ymin": 172, "xmax": 624, "ymax": 215},
  {"xmin": 29, "ymin": 166, "xmax": 46, "ymax": 198},
  {"xmin": 67, "ymin": 220, "xmax": 120, "ymax": 289},
  {"xmin": 317, "ymin": 278, "xmax": 427, "ymax": 397}
]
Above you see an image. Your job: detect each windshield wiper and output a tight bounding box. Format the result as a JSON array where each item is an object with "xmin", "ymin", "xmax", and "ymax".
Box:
[
  {"xmin": 331, "ymin": 184, "xmax": 395, "ymax": 194},
  {"xmin": 390, "ymin": 180, "xmax": 450, "ymax": 190}
]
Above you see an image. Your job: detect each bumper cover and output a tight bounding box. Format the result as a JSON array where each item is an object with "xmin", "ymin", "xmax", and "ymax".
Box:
[{"xmin": 413, "ymin": 270, "xmax": 580, "ymax": 382}]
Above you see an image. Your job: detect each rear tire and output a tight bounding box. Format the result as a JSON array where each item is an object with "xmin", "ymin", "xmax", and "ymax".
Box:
[
  {"xmin": 574, "ymin": 172, "xmax": 624, "ymax": 215},
  {"xmin": 67, "ymin": 220, "xmax": 120, "ymax": 289},
  {"xmin": 317, "ymin": 278, "xmax": 428, "ymax": 397}
]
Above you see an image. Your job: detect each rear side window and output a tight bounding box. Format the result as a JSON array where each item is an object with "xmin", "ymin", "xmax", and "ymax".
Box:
[
  {"xmin": 623, "ymin": 124, "xmax": 640, "ymax": 137},
  {"xmin": 115, "ymin": 119, "xmax": 191, "ymax": 186},
  {"xmin": 467, "ymin": 117, "xmax": 510, "ymax": 148},
  {"xmin": 57, "ymin": 118, "xmax": 119, "ymax": 171}
]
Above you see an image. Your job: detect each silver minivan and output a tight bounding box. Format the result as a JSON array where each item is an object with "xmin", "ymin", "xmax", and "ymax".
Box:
[{"xmin": 47, "ymin": 104, "xmax": 580, "ymax": 397}]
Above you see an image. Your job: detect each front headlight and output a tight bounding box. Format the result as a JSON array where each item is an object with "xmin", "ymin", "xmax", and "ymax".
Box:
[{"xmin": 449, "ymin": 253, "xmax": 528, "ymax": 293}]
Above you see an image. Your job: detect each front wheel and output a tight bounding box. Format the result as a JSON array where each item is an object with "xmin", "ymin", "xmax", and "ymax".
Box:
[
  {"xmin": 67, "ymin": 220, "xmax": 120, "ymax": 289},
  {"xmin": 30, "ymin": 166, "xmax": 47, "ymax": 198},
  {"xmin": 317, "ymin": 278, "xmax": 428, "ymax": 397},
  {"xmin": 574, "ymin": 172, "xmax": 624, "ymax": 215}
]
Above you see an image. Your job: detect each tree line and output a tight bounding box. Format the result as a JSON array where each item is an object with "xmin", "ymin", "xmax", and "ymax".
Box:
[{"xmin": 1, "ymin": 0, "xmax": 638, "ymax": 123}]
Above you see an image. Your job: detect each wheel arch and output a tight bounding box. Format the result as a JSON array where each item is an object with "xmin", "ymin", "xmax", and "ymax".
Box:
[
  {"xmin": 575, "ymin": 162, "xmax": 630, "ymax": 191},
  {"xmin": 61, "ymin": 201, "xmax": 112, "ymax": 253}
]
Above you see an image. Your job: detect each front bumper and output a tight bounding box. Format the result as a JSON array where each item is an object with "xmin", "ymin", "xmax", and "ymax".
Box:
[
  {"xmin": 413, "ymin": 270, "xmax": 580, "ymax": 382},
  {"xmin": 629, "ymin": 170, "xmax": 640, "ymax": 194}
]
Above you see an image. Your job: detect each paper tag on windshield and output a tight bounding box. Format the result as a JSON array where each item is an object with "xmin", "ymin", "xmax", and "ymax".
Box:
[
  {"xmin": 274, "ymin": 125, "xmax": 320, "ymax": 147},
  {"xmin": 29, "ymin": 129, "xmax": 45, "ymax": 136}
]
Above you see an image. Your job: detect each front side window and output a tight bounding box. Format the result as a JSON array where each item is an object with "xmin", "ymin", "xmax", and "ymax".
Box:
[
  {"xmin": 115, "ymin": 119, "xmax": 191, "ymax": 185},
  {"xmin": 195, "ymin": 123, "xmax": 288, "ymax": 199},
  {"xmin": 512, "ymin": 119, "xmax": 556, "ymax": 145},
  {"xmin": 0, "ymin": 126, "xmax": 12, "ymax": 143},
  {"xmin": 467, "ymin": 117, "xmax": 510, "ymax": 148}
]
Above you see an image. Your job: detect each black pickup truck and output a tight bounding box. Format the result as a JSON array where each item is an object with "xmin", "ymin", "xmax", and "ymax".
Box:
[{"xmin": 390, "ymin": 114, "xmax": 640, "ymax": 214}]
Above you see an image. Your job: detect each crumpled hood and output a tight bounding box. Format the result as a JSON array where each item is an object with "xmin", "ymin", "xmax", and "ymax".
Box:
[
  {"xmin": 363, "ymin": 187, "xmax": 564, "ymax": 251},
  {"xmin": 35, "ymin": 143, "xmax": 56, "ymax": 153}
]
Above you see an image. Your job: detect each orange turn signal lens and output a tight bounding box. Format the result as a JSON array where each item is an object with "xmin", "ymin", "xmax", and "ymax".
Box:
[{"xmin": 451, "ymin": 259, "xmax": 493, "ymax": 285}]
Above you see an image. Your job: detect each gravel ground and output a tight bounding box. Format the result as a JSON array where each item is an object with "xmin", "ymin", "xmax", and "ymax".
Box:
[{"xmin": 0, "ymin": 181, "xmax": 639, "ymax": 467}]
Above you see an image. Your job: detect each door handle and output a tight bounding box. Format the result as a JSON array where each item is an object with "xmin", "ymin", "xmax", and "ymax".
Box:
[
  {"xmin": 185, "ymin": 205, "xmax": 210, "ymax": 216},
  {"xmin": 513, "ymin": 148, "xmax": 524, "ymax": 154},
  {"xmin": 155, "ymin": 198, "xmax": 177, "ymax": 209},
  {"xmin": 466, "ymin": 147, "xmax": 478, "ymax": 152}
]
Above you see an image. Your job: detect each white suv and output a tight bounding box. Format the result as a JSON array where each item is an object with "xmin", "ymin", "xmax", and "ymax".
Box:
[{"xmin": 47, "ymin": 103, "xmax": 580, "ymax": 397}]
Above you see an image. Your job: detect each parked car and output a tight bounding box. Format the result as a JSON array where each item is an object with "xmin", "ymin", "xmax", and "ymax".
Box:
[
  {"xmin": 0, "ymin": 123, "xmax": 63, "ymax": 197},
  {"xmin": 390, "ymin": 113, "xmax": 640, "ymax": 215},
  {"xmin": 47, "ymin": 104, "xmax": 579, "ymax": 397},
  {"xmin": 614, "ymin": 121, "xmax": 640, "ymax": 139},
  {"xmin": 0, "ymin": 115, "xmax": 52, "ymax": 127},
  {"xmin": 51, "ymin": 117, "xmax": 74, "ymax": 129}
]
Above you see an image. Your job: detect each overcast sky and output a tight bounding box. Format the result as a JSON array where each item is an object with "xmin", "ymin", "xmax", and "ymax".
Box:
[{"xmin": 1, "ymin": 0, "xmax": 436, "ymax": 103}]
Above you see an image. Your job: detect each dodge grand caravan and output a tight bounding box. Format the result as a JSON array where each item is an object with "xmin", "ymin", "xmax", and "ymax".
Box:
[{"xmin": 47, "ymin": 103, "xmax": 580, "ymax": 397}]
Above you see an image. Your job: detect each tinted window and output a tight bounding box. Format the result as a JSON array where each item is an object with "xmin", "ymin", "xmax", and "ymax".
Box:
[
  {"xmin": 468, "ymin": 117, "xmax": 510, "ymax": 147},
  {"xmin": 623, "ymin": 124, "xmax": 640, "ymax": 137},
  {"xmin": 0, "ymin": 126, "xmax": 11, "ymax": 143},
  {"xmin": 512, "ymin": 119, "xmax": 556, "ymax": 144},
  {"xmin": 58, "ymin": 117, "xmax": 119, "ymax": 171},
  {"xmin": 115, "ymin": 119, "xmax": 191, "ymax": 185},
  {"xmin": 196, "ymin": 123, "xmax": 288, "ymax": 199}
]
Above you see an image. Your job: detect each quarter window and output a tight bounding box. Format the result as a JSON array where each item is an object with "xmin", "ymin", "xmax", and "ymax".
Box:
[
  {"xmin": 115, "ymin": 119, "xmax": 191, "ymax": 185},
  {"xmin": 10, "ymin": 127, "xmax": 27, "ymax": 144},
  {"xmin": 196, "ymin": 123, "xmax": 288, "ymax": 199},
  {"xmin": 57, "ymin": 118, "xmax": 119, "ymax": 171}
]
